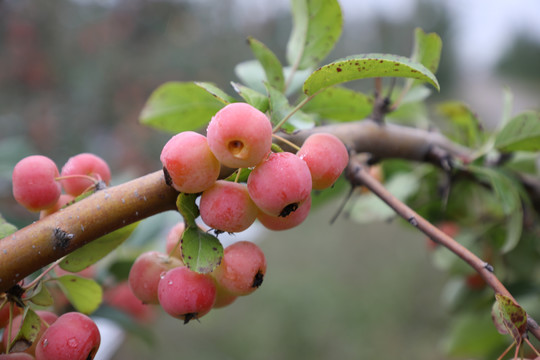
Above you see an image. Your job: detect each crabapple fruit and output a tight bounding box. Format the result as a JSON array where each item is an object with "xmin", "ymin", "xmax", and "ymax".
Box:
[
  {"xmin": 247, "ymin": 151, "xmax": 312, "ymax": 217},
  {"xmin": 104, "ymin": 282, "xmax": 156, "ymax": 323},
  {"xmin": 212, "ymin": 241, "xmax": 266, "ymax": 296},
  {"xmin": 200, "ymin": 180, "xmax": 258, "ymax": 233},
  {"xmin": 257, "ymin": 195, "xmax": 311, "ymax": 231},
  {"xmin": 60, "ymin": 153, "xmax": 111, "ymax": 196},
  {"xmin": 212, "ymin": 284, "xmax": 238, "ymax": 309},
  {"xmin": 160, "ymin": 131, "xmax": 220, "ymax": 193},
  {"xmin": 35, "ymin": 312, "xmax": 100, "ymax": 360},
  {"xmin": 2, "ymin": 310, "xmax": 58, "ymax": 356},
  {"xmin": 296, "ymin": 133, "xmax": 349, "ymax": 190},
  {"xmin": 128, "ymin": 251, "xmax": 183, "ymax": 305},
  {"xmin": 158, "ymin": 266, "xmax": 216, "ymax": 323},
  {"xmin": 39, "ymin": 194, "xmax": 75, "ymax": 219},
  {"xmin": 12, "ymin": 155, "xmax": 62, "ymax": 212},
  {"xmin": 206, "ymin": 103, "xmax": 273, "ymax": 168},
  {"xmin": 165, "ymin": 222, "xmax": 186, "ymax": 259}
]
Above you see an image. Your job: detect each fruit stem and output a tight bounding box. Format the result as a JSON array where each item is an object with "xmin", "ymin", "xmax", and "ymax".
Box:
[
  {"xmin": 271, "ymin": 134, "xmax": 301, "ymax": 152},
  {"xmin": 272, "ymin": 94, "xmax": 315, "ymax": 133},
  {"xmin": 234, "ymin": 168, "xmax": 243, "ymax": 183}
]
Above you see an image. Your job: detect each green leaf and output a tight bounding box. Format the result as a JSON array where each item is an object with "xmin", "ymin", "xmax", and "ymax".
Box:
[
  {"xmin": 247, "ymin": 37, "xmax": 285, "ymax": 92},
  {"xmin": 57, "ymin": 275, "xmax": 103, "ymax": 314},
  {"xmin": 181, "ymin": 227, "xmax": 223, "ymax": 274},
  {"xmin": 437, "ymin": 101, "xmax": 482, "ymax": 147},
  {"xmin": 26, "ymin": 282, "xmax": 54, "ymax": 307},
  {"xmin": 9, "ymin": 308, "xmax": 42, "ymax": 353},
  {"xmin": 194, "ymin": 82, "xmax": 237, "ymax": 104},
  {"xmin": 303, "ymin": 53, "xmax": 440, "ymax": 96},
  {"xmin": 468, "ymin": 166, "xmax": 523, "ymax": 253},
  {"xmin": 230, "ymin": 82, "xmax": 269, "ymax": 113},
  {"xmin": 301, "ymin": 87, "xmax": 373, "ymax": 122},
  {"xmin": 266, "ymin": 83, "xmax": 315, "ymax": 130},
  {"xmin": 176, "ymin": 193, "xmax": 200, "ymax": 228},
  {"xmin": 0, "ymin": 214, "xmax": 17, "ymax": 239},
  {"xmin": 139, "ymin": 81, "xmax": 225, "ymax": 134},
  {"xmin": 495, "ymin": 111, "xmax": 540, "ymax": 152},
  {"xmin": 411, "ymin": 28, "xmax": 442, "ymax": 74},
  {"xmin": 60, "ymin": 222, "xmax": 138, "ymax": 273},
  {"xmin": 286, "ymin": 0, "xmax": 343, "ymax": 70},
  {"xmin": 492, "ymin": 294, "xmax": 528, "ymax": 342}
]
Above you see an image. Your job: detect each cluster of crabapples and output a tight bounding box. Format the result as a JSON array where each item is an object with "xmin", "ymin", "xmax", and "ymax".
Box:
[{"xmin": 128, "ymin": 102, "xmax": 349, "ymax": 323}]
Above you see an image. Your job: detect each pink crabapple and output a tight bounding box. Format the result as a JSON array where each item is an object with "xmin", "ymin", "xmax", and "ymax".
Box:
[
  {"xmin": 296, "ymin": 133, "xmax": 349, "ymax": 190},
  {"xmin": 200, "ymin": 180, "xmax": 258, "ymax": 233},
  {"xmin": 247, "ymin": 151, "xmax": 312, "ymax": 217},
  {"xmin": 160, "ymin": 131, "xmax": 220, "ymax": 194},
  {"xmin": 128, "ymin": 251, "xmax": 183, "ymax": 305},
  {"xmin": 157, "ymin": 266, "xmax": 216, "ymax": 323},
  {"xmin": 206, "ymin": 102, "xmax": 273, "ymax": 169},
  {"xmin": 104, "ymin": 282, "xmax": 156, "ymax": 323},
  {"xmin": 34, "ymin": 312, "xmax": 100, "ymax": 360},
  {"xmin": 59, "ymin": 153, "xmax": 111, "ymax": 196},
  {"xmin": 212, "ymin": 241, "xmax": 267, "ymax": 296},
  {"xmin": 12, "ymin": 155, "xmax": 62, "ymax": 212}
]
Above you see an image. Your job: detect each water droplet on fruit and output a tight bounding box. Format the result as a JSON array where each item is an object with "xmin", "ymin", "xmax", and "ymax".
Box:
[{"xmin": 68, "ymin": 337, "xmax": 78, "ymax": 348}]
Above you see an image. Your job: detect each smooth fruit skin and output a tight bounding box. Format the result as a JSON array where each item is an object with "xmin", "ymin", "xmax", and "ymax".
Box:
[
  {"xmin": 297, "ymin": 133, "xmax": 349, "ymax": 190},
  {"xmin": 60, "ymin": 153, "xmax": 111, "ymax": 196},
  {"xmin": 160, "ymin": 131, "xmax": 220, "ymax": 194},
  {"xmin": 200, "ymin": 180, "xmax": 258, "ymax": 233},
  {"xmin": 128, "ymin": 251, "xmax": 183, "ymax": 305},
  {"xmin": 12, "ymin": 155, "xmax": 62, "ymax": 212},
  {"xmin": 207, "ymin": 103, "xmax": 273, "ymax": 168},
  {"xmin": 35, "ymin": 312, "xmax": 100, "ymax": 360},
  {"xmin": 247, "ymin": 152, "xmax": 312, "ymax": 217},
  {"xmin": 158, "ymin": 266, "xmax": 216, "ymax": 322},
  {"xmin": 39, "ymin": 193, "xmax": 75, "ymax": 219},
  {"xmin": 212, "ymin": 241, "xmax": 267, "ymax": 296},
  {"xmin": 257, "ymin": 195, "xmax": 311, "ymax": 231}
]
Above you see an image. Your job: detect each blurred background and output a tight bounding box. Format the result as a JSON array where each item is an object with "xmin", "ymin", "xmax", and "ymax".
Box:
[{"xmin": 0, "ymin": 0, "xmax": 539, "ymax": 359}]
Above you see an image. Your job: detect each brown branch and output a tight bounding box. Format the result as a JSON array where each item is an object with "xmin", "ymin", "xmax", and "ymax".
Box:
[
  {"xmin": 345, "ymin": 156, "xmax": 540, "ymax": 342},
  {"xmin": 0, "ymin": 170, "xmax": 178, "ymax": 293}
]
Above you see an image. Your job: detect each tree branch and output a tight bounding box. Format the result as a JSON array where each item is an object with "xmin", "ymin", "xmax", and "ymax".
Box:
[
  {"xmin": 0, "ymin": 171, "xmax": 178, "ymax": 293},
  {"xmin": 345, "ymin": 156, "xmax": 540, "ymax": 342}
]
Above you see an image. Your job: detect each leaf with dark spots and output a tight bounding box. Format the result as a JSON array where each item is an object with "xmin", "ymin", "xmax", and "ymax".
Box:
[
  {"xmin": 181, "ymin": 227, "xmax": 223, "ymax": 274},
  {"xmin": 9, "ymin": 308, "xmax": 41, "ymax": 353},
  {"xmin": 491, "ymin": 294, "xmax": 528, "ymax": 342},
  {"xmin": 303, "ymin": 53, "xmax": 440, "ymax": 96}
]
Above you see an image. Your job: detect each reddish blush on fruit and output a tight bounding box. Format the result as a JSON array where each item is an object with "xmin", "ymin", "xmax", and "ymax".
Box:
[
  {"xmin": 207, "ymin": 103, "xmax": 273, "ymax": 168},
  {"xmin": 160, "ymin": 131, "xmax": 220, "ymax": 193},
  {"xmin": 200, "ymin": 180, "xmax": 258, "ymax": 233},
  {"xmin": 247, "ymin": 152, "xmax": 312, "ymax": 217},
  {"xmin": 297, "ymin": 133, "xmax": 349, "ymax": 190},
  {"xmin": 212, "ymin": 241, "xmax": 267, "ymax": 296},
  {"xmin": 12, "ymin": 155, "xmax": 62, "ymax": 212},
  {"xmin": 60, "ymin": 153, "xmax": 111, "ymax": 196},
  {"xmin": 35, "ymin": 312, "xmax": 100, "ymax": 360},
  {"xmin": 104, "ymin": 282, "xmax": 156, "ymax": 323}
]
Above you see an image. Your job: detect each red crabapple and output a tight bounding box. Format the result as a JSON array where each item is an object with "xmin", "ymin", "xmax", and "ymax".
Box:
[
  {"xmin": 12, "ymin": 155, "xmax": 62, "ymax": 211},
  {"xmin": 39, "ymin": 194, "xmax": 75, "ymax": 219},
  {"xmin": 200, "ymin": 180, "xmax": 258, "ymax": 233},
  {"xmin": 212, "ymin": 241, "xmax": 266, "ymax": 296},
  {"xmin": 160, "ymin": 131, "xmax": 220, "ymax": 193},
  {"xmin": 247, "ymin": 152, "xmax": 312, "ymax": 217},
  {"xmin": 60, "ymin": 153, "xmax": 111, "ymax": 196},
  {"xmin": 2, "ymin": 310, "xmax": 58, "ymax": 355},
  {"xmin": 35, "ymin": 312, "xmax": 100, "ymax": 360},
  {"xmin": 105, "ymin": 282, "xmax": 156, "ymax": 323},
  {"xmin": 158, "ymin": 266, "xmax": 216, "ymax": 323},
  {"xmin": 128, "ymin": 251, "xmax": 183, "ymax": 305},
  {"xmin": 257, "ymin": 195, "xmax": 311, "ymax": 231},
  {"xmin": 207, "ymin": 103, "xmax": 273, "ymax": 168},
  {"xmin": 296, "ymin": 133, "xmax": 349, "ymax": 190},
  {"xmin": 165, "ymin": 222, "xmax": 186, "ymax": 259}
]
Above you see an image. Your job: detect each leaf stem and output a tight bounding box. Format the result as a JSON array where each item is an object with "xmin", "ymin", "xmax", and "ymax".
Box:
[{"xmin": 272, "ymin": 94, "xmax": 315, "ymax": 133}]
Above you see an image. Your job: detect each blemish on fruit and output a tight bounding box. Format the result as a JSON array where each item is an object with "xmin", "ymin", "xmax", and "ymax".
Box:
[
  {"xmin": 279, "ymin": 203, "xmax": 299, "ymax": 217},
  {"xmin": 252, "ymin": 270, "xmax": 264, "ymax": 288}
]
